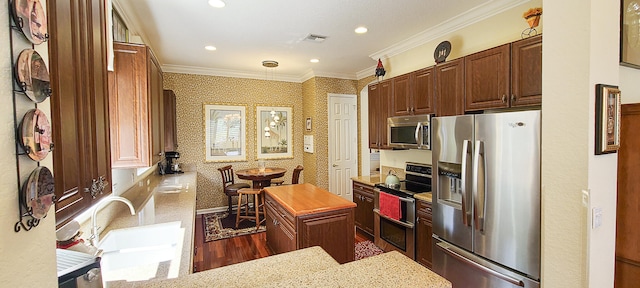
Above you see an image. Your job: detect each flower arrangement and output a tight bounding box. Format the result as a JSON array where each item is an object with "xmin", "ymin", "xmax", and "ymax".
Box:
[{"xmin": 523, "ymin": 7, "xmax": 542, "ymax": 28}]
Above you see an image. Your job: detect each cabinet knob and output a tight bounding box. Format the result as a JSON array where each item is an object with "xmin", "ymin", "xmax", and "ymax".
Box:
[
  {"xmin": 158, "ymin": 152, "xmax": 164, "ymax": 156},
  {"xmin": 501, "ymin": 95, "xmax": 506, "ymax": 103},
  {"xmin": 511, "ymin": 94, "xmax": 516, "ymax": 102}
]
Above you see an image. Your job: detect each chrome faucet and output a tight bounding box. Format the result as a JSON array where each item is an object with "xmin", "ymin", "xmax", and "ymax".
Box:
[{"xmin": 89, "ymin": 196, "xmax": 135, "ymax": 247}]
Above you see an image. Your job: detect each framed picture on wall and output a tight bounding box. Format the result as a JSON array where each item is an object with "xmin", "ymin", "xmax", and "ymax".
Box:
[
  {"xmin": 204, "ymin": 104, "xmax": 247, "ymax": 162},
  {"xmin": 595, "ymin": 84, "xmax": 621, "ymax": 155},
  {"xmin": 256, "ymin": 106, "xmax": 293, "ymax": 159},
  {"xmin": 621, "ymin": 0, "xmax": 640, "ymax": 68}
]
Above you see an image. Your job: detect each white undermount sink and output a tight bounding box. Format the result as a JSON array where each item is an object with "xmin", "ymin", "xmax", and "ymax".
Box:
[
  {"xmin": 154, "ymin": 184, "xmax": 184, "ymax": 194},
  {"xmin": 98, "ymin": 221, "xmax": 185, "ymax": 282}
]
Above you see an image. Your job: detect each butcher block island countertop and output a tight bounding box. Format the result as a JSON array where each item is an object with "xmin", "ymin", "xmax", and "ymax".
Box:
[
  {"xmin": 263, "ymin": 183, "xmax": 357, "ymax": 264},
  {"xmin": 264, "ymin": 183, "xmax": 357, "ymax": 216}
]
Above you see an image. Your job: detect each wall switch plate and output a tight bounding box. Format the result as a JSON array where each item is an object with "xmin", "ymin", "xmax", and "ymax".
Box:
[
  {"xmin": 581, "ymin": 190, "xmax": 590, "ymax": 207},
  {"xmin": 592, "ymin": 207, "xmax": 603, "ymax": 229}
]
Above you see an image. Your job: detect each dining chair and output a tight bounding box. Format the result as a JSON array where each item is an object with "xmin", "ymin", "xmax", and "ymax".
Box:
[
  {"xmin": 272, "ymin": 165, "xmax": 304, "ymax": 186},
  {"xmin": 218, "ymin": 165, "xmax": 251, "ymax": 213}
]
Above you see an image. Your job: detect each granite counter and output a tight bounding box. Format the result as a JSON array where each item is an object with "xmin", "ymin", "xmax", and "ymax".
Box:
[
  {"xmin": 98, "ymin": 172, "xmax": 197, "ymax": 287},
  {"xmin": 148, "ymin": 246, "xmax": 451, "ymax": 288},
  {"xmin": 351, "ymin": 175, "xmax": 381, "ymax": 186}
]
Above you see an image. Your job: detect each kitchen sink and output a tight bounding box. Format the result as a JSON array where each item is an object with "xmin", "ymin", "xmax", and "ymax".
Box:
[
  {"xmin": 98, "ymin": 221, "xmax": 185, "ymax": 282},
  {"xmin": 154, "ymin": 185, "xmax": 184, "ymax": 194}
]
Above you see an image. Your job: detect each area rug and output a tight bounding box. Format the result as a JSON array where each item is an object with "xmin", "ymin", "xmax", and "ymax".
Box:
[
  {"xmin": 355, "ymin": 240, "xmax": 384, "ymax": 260},
  {"xmin": 203, "ymin": 212, "xmax": 266, "ymax": 242}
]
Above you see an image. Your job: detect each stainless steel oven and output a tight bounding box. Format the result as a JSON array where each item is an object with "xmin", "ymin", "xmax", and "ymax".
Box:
[{"xmin": 373, "ymin": 162, "xmax": 431, "ymax": 260}]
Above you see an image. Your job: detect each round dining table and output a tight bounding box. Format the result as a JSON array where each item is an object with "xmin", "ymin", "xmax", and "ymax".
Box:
[{"xmin": 235, "ymin": 167, "xmax": 286, "ymax": 189}]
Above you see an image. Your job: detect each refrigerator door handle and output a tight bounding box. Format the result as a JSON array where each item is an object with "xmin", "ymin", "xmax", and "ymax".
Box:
[
  {"xmin": 473, "ymin": 140, "xmax": 487, "ymax": 232},
  {"xmin": 436, "ymin": 242, "xmax": 525, "ymax": 287},
  {"xmin": 461, "ymin": 139, "xmax": 472, "ymax": 226}
]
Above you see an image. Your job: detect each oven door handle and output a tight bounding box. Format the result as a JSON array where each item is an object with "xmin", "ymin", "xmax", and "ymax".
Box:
[{"xmin": 374, "ymin": 209, "xmax": 414, "ymax": 229}]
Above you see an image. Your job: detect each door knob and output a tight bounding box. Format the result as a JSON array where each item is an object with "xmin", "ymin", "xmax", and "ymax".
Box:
[{"xmin": 332, "ymin": 164, "xmax": 338, "ymax": 167}]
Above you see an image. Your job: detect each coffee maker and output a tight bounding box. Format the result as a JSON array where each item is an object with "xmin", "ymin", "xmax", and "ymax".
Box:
[{"xmin": 164, "ymin": 151, "xmax": 182, "ymax": 174}]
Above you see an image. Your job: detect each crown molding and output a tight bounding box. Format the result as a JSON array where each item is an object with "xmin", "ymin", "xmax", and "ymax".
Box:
[
  {"xmin": 161, "ymin": 64, "xmax": 302, "ymax": 83},
  {"xmin": 112, "ymin": 0, "xmax": 151, "ymax": 45},
  {"xmin": 369, "ymin": 0, "xmax": 531, "ymax": 61},
  {"xmin": 356, "ymin": 64, "xmax": 377, "ymax": 80}
]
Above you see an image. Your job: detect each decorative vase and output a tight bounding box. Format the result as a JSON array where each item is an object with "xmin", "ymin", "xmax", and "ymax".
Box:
[{"xmin": 526, "ymin": 15, "xmax": 541, "ymax": 28}]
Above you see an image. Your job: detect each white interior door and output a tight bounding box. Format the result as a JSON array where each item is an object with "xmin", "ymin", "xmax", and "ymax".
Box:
[{"xmin": 328, "ymin": 93, "xmax": 357, "ymax": 201}]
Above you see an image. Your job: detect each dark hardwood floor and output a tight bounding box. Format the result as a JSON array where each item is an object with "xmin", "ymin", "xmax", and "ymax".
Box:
[{"xmin": 193, "ymin": 214, "xmax": 373, "ymax": 272}]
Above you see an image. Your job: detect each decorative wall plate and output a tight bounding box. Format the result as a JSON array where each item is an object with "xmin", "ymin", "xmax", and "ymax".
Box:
[
  {"xmin": 19, "ymin": 108, "xmax": 52, "ymax": 161},
  {"xmin": 434, "ymin": 41, "xmax": 452, "ymax": 63},
  {"xmin": 11, "ymin": 0, "xmax": 48, "ymax": 44},
  {"xmin": 22, "ymin": 166, "xmax": 55, "ymax": 219},
  {"xmin": 15, "ymin": 49, "xmax": 50, "ymax": 103}
]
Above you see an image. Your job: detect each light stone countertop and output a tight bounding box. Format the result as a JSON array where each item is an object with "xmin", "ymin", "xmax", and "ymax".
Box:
[
  {"xmin": 414, "ymin": 192, "xmax": 433, "ymax": 203},
  {"xmin": 143, "ymin": 246, "xmax": 340, "ymax": 288},
  {"xmin": 351, "ymin": 175, "xmax": 381, "ymax": 186},
  {"xmin": 99, "ymin": 172, "xmax": 197, "ymax": 288},
  {"xmin": 145, "ymin": 247, "xmax": 451, "ymax": 288}
]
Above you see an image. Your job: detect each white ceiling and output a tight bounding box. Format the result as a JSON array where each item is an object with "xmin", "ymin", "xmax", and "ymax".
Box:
[{"xmin": 114, "ymin": 0, "xmax": 528, "ymax": 82}]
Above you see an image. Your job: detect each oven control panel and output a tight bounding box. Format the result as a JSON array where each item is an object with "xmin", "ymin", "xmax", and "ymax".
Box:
[{"xmin": 405, "ymin": 162, "xmax": 432, "ymax": 177}]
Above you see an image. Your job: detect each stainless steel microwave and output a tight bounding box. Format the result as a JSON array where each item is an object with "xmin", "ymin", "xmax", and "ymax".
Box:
[{"xmin": 387, "ymin": 115, "xmax": 430, "ymax": 150}]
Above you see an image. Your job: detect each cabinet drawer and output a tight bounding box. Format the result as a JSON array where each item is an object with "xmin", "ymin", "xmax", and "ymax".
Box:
[
  {"xmin": 417, "ymin": 200, "xmax": 432, "ymax": 216},
  {"xmin": 265, "ymin": 194, "xmax": 295, "ymax": 228},
  {"xmin": 353, "ymin": 182, "xmax": 375, "ymax": 196}
]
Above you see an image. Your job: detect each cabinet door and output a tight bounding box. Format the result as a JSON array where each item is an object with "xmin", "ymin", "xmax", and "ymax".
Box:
[
  {"xmin": 416, "ymin": 200, "xmax": 433, "ymax": 268},
  {"xmin": 368, "ymin": 83, "xmax": 380, "ymax": 148},
  {"xmin": 391, "ymin": 73, "xmax": 411, "ymax": 116},
  {"xmin": 354, "ymin": 189, "xmax": 366, "ymax": 232},
  {"xmin": 435, "ymin": 58, "xmax": 465, "ymax": 117},
  {"xmin": 362, "ymin": 193, "xmax": 375, "ymax": 236},
  {"xmin": 164, "ymin": 90, "xmax": 178, "ymax": 152},
  {"xmin": 109, "ymin": 43, "xmax": 149, "ymax": 168},
  {"xmin": 148, "ymin": 48, "xmax": 164, "ymax": 164},
  {"xmin": 49, "ymin": 0, "xmax": 111, "ymax": 226},
  {"xmin": 413, "ymin": 67, "xmax": 435, "ymax": 115},
  {"xmin": 465, "ymin": 44, "xmax": 511, "ymax": 111},
  {"xmin": 299, "ymin": 209, "xmax": 355, "ymax": 264},
  {"xmin": 511, "ymin": 35, "xmax": 542, "ymax": 107},
  {"xmin": 378, "ymin": 80, "xmax": 392, "ymax": 148}
]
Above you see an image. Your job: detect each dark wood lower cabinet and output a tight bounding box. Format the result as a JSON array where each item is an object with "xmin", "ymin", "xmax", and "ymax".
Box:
[
  {"xmin": 415, "ymin": 199, "xmax": 433, "ymax": 268},
  {"xmin": 264, "ymin": 190, "xmax": 355, "ymax": 264},
  {"xmin": 353, "ymin": 182, "xmax": 375, "ymax": 236},
  {"xmin": 615, "ymin": 104, "xmax": 640, "ymax": 288}
]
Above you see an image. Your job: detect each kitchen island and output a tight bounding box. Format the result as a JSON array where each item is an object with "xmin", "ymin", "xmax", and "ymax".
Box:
[{"xmin": 263, "ymin": 183, "xmax": 356, "ymax": 263}]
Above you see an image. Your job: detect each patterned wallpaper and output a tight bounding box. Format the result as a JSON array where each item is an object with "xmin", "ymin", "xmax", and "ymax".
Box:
[
  {"xmin": 163, "ymin": 73, "xmax": 304, "ymax": 210},
  {"xmin": 163, "ymin": 72, "xmax": 362, "ymax": 210}
]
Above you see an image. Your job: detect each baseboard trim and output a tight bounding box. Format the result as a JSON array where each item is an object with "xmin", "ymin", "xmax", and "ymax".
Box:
[{"xmin": 196, "ymin": 207, "xmax": 228, "ymax": 215}]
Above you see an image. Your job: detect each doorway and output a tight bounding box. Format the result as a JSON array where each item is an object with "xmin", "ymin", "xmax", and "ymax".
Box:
[{"xmin": 328, "ymin": 93, "xmax": 357, "ymax": 201}]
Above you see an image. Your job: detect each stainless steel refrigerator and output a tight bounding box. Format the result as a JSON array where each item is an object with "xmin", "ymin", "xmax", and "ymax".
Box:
[{"xmin": 432, "ymin": 110, "xmax": 540, "ymax": 288}]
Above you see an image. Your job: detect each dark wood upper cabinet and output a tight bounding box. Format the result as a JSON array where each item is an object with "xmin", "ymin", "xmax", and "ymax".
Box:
[
  {"xmin": 391, "ymin": 73, "xmax": 411, "ymax": 116},
  {"xmin": 109, "ymin": 42, "xmax": 164, "ymax": 168},
  {"xmin": 48, "ymin": 0, "xmax": 112, "ymax": 227},
  {"xmin": 368, "ymin": 80, "xmax": 391, "ymax": 149},
  {"xmin": 435, "ymin": 58, "xmax": 465, "ymax": 117},
  {"xmin": 412, "ymin": 67, "xmax": 435, "ymax": 115},
  {"xmin": 391, "ymin": 68, "xmax": 434, "ymax": 117},
  {"xmin": 164, "ymin": 90, "xmax": 178, "ymax": 152},
  {"xmin": 465, "ymin": 44, "xmax": 511, "ymax": 111},
  {"xmin": 511, "ymin": 35, "xmax": 542, "ymax": 107}
]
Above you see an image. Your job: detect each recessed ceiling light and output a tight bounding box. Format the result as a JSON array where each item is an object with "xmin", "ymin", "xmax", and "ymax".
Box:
[
  {"xmin": 310, "ymin": 59, "xmax": 319, "ymax": 63},
  {"xmin": 355, "ymin": 26, "xmax": 368, "ymax": 34},
  {"xmin": 205, "ymin": 45, "xmax": 217, "ymax": 51},
  {"xmin": 208, "ymin": 0, "xmax": 225, "ymax": 8}
]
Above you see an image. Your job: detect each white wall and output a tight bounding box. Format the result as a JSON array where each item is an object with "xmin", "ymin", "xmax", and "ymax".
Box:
[
  {"xmin": 542, "ymin": 0, "xmax": 619, "ymax": 287},
  {"xmin": 0, "ymin": 1, "xmax": 58, "ymax": 286}
]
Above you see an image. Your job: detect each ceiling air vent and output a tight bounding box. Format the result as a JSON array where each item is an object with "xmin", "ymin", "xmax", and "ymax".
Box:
[{"xmin": 304, "ymin": 34, "xmax": 328, "ymax": 43}]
